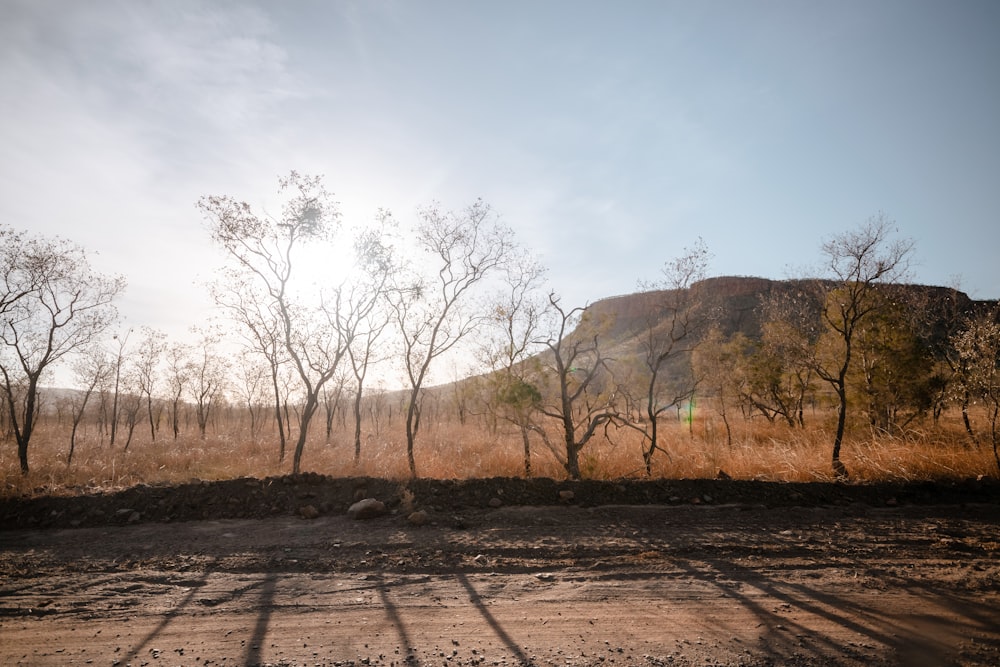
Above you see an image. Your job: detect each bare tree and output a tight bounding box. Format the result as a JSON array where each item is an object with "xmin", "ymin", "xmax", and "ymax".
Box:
[
  {"xmin": 0, "ymin": 228, "xmax": 125, "ymax": 473},
  {"xmin": 478, "ymin": 253, "xmax": 548, "ymax": 477},
  {"xmin": 533, "ymin": 293, "xmax": 617, "ymax": 480},
  {"xmin": 343, "ymin": 222, "xmax": 396, "ymax": 464},
  {"xmin": 132, "ymin": 327, "xmax": 166, "ymax": 442},
  {"xmin": 234, "ymin": 355, "xmax": 270, "ymax": 440},
  {"xmin": 320, "ymin": 371, "xmax": 348, "ymax": 443},
  {"xmin": 619, "ymin": 240, "xmax": 710, "ymax": 475},
  {"xmin": 67, "ymin": 344, "xmax": 112, "ymax": 464},
  {"xmin": 211, "ymin": 268, "xmax": 290, "ymax": 459},
  {"xmin": 776, "ymin": 215, "xmax": 914, "ymax": 478},
  {"xmin": 118, "ymin": 366, "xmax": 144, "ymax": 451},
  {"xmin": 107, "ymin": 328, "xmax": 132, "ymax": 447},
  {"xmin": 202, "ymin": 172, "xmax": 350, "ymax": 473},
  {"xmin": 189, "ymin": 328, "xmax": 229, "ymax": 439},
  {"xmin": 388, "ymin": 200, "xmax": 517, "ymax": 478},
  {"xmin": 164, "ymin": 342, "xmax": 193, "ymax": 440}
]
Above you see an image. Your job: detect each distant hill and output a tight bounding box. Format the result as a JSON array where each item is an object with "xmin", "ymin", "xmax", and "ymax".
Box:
[{"xmin": 582, "ymin": 275, "xmax": 993, "ymax": 350}]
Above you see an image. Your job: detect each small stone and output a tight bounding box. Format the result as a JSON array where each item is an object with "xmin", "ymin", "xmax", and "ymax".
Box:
[
  {"xmin": 127, "ymin": 511, "xmax": 141, "ymax": 524},
  {"xmin": 488, "ymin": 497, "xmax": 503, "ymax": 508},
  {"xmin": 558, "ymin": 490, "xmax": 575, "ymax": 502},
  {"xmin": 885, "ymin": 497, "xmax": 899, "ymax": 507},
  {"xmin": 407, "ymin": 510, "xmax": 429, "ymax": 526},
  {"xmin": 347, "ymin": 498, "xmax": 387, "ymax": 520},
  {"xmin": 298, "ymin": 504, "xmax": 320, "ymax": 519}
]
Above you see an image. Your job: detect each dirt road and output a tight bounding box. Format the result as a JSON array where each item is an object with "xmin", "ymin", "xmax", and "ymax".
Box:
[{"xmin": 2, "ymin": 501, "xmax": 999, "ymax": 666}]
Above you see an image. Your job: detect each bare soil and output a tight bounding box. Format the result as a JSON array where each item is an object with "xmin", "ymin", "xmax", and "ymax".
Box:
[{"xmin": 1, "ymin": 476, "xmax": 999, "ymax": 667}]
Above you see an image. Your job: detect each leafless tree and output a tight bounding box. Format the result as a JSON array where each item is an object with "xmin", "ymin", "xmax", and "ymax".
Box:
[
  {"xmin": 532, "ymin": 293, "xmax": 617, "ymax": 480},
  {"xmin": 388, "ymin": 200, "xmax": 517, "ymax": 478},
  {"xmin": 320, "ymin": 371, "xmax": 348, "ymax": 444},
  {"xmin": 340, "ymin": 221, "xmax": 396, "ymax": 464},
  {"xmin": 67, "ymin": 344, "xmax": 112, "ymax": 464},
  {"xmin": 774, "ymin": 215, "xmax": 914, "ymax": 478},
  {"xmin": 211, "ymin": 268, "xmax": 290, "ymax": 459},
  {"xmin": 132, "ymin": 327, "xmax": 166, "ymax": 442},
  {"xmin": 477, "ymin": 252, "xmax": 548, "ymax": 476},
  {"xmin": 164, "ymin": 342, "xmax": 193, "ymax": 440},
  {"xmin": 0, "ymin": 228, "xmax": 125, "ymax": 473},
  {"xmin": 107, "ymin": 328, "xmax": 132, "ymax": 447},
  {"xmin": 118, "ymin": 366, "xmax": 144, "ymax": 452},
  {"xmin": 234, "ymin": 355, "xmax": 270, "ymax": 440},
  {"xmin": 189, "ymin": 328, "xmax": 229, "ymax": 439},
  {"xmin": 619, "ymin": 239, "xmax": 710, "ymax": 475},
  {"xmin": 202, "ymin": 172, "xmax": 349, "ymax": 473}
]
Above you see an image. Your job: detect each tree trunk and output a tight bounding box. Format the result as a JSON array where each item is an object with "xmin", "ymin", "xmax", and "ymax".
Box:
[
  {"xmin": 832, "ymin": 383, "xmax": 849, "ymax": 480},
  {"xmin": 272, "ymin": 370, "xmax": 286, "ymax": 462},
  {"xmin": 990, "ymin": 403, "xmax": 999, "ymax": 475},
  {"xmin": 962, "ymin": 391, "xmax": 976, "ymax": 447},
  {"xmin": 69, "ymin": 382, "xmax": 97, "ymax": 466},
  {"xmin": 292, "ymin": 394, "xmax": 320, "ymax": 475},
  {"xmin": 520, "ymin": 424, "xmax": 532, "ymax": 478},
  {"xmin": 563, "ymin": 414, "xmax": 581, "ymax": 480},
  {"xmin": 405, "ymin": 392, "xmax": 420, "ymax": 478},
  {"xmin": 10, "ymin": 374, "xmax": 41, "ymax": 474},
  {"xmin": 353, "ymin": 388, "xmax": 364, "ymax": 465},
  {"xmin": 146, "ymin": 394, "xmax": 156, "ymax": 442}
]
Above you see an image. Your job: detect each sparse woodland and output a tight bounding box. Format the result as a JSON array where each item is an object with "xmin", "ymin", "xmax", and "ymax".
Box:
[{"xmin": 3, "ymin": 174, "xmax": 999, "ymax": 494}]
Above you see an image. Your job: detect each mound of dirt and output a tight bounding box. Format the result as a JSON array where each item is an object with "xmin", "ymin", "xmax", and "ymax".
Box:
[{"xmin": 2, "ymin": 474, "xmax": 997, "ymax": 531}]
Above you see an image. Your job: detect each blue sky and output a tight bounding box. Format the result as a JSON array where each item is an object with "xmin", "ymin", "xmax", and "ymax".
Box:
[{"xmin": 1, "ymin": 0, "xmax": 998, "ymax": 345}]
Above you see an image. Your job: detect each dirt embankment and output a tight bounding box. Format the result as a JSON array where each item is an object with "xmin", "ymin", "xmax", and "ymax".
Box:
[{"xmin": 2, "ymin": 474, "xmax": 999, "ymax": 530}]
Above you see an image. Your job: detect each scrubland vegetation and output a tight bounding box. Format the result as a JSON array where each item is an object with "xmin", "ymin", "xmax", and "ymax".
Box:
[
  {"xmin": 2, "ymin": 174, "xmax": 999, "ymax": 495},
  {"xmin": 2, "ymin": 396, "xmax": 997, "ymax": 497}
]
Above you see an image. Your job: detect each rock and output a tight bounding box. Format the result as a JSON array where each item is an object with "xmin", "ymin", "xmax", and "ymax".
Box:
[
  {"xmin": 407, "ymin": 510, "xmax": 429, "ymax": 526},
  {"xmin": 347, "ymin": 498, "xmax": 387, "ymax": 520},
  {"xmin": 298, "ymin": 504, "xmax": 320, "ymax": 519},
  {"xmin": 558, "ymin": 490, "xmax": 575, "ymax": 502},
  {"xmin": 488, "ymin": 497, "xmax": 503, "ymax": 508},
  {"xmin": 127, "ymin": 511, "xmax": 141, "ymax": 524}
]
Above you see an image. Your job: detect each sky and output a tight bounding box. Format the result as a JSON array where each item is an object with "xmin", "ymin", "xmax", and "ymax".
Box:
[{"xmin": 2, "ymin": 0, "xmax": 999, "ymax": 351}]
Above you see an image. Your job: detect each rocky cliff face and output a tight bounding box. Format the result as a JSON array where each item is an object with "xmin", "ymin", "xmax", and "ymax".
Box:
[{"xmin": 580, "ymin": 275, "xmax": 991, "ymax": 351}]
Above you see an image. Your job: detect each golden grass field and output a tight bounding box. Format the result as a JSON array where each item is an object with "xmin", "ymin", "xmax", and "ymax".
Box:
[{"xmin": 2, "ymin": 400, "xmax": 996, "ymax": 497}]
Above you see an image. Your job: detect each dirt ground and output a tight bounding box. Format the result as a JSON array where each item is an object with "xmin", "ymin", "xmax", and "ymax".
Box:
[{"xmin": 1, "ymin": 476, "xmax": 999, "ymax": 667}]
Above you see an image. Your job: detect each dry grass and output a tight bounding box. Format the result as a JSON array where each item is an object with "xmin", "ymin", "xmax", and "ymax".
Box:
[{"xmin": 2, "ymin": 404, "xmax": 996, "ymax": 497}]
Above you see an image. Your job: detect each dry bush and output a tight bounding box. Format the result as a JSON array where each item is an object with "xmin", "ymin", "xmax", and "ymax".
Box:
[{"xmin": 2, "ymin": 402, "xmax": 996, "ymax": 497}]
